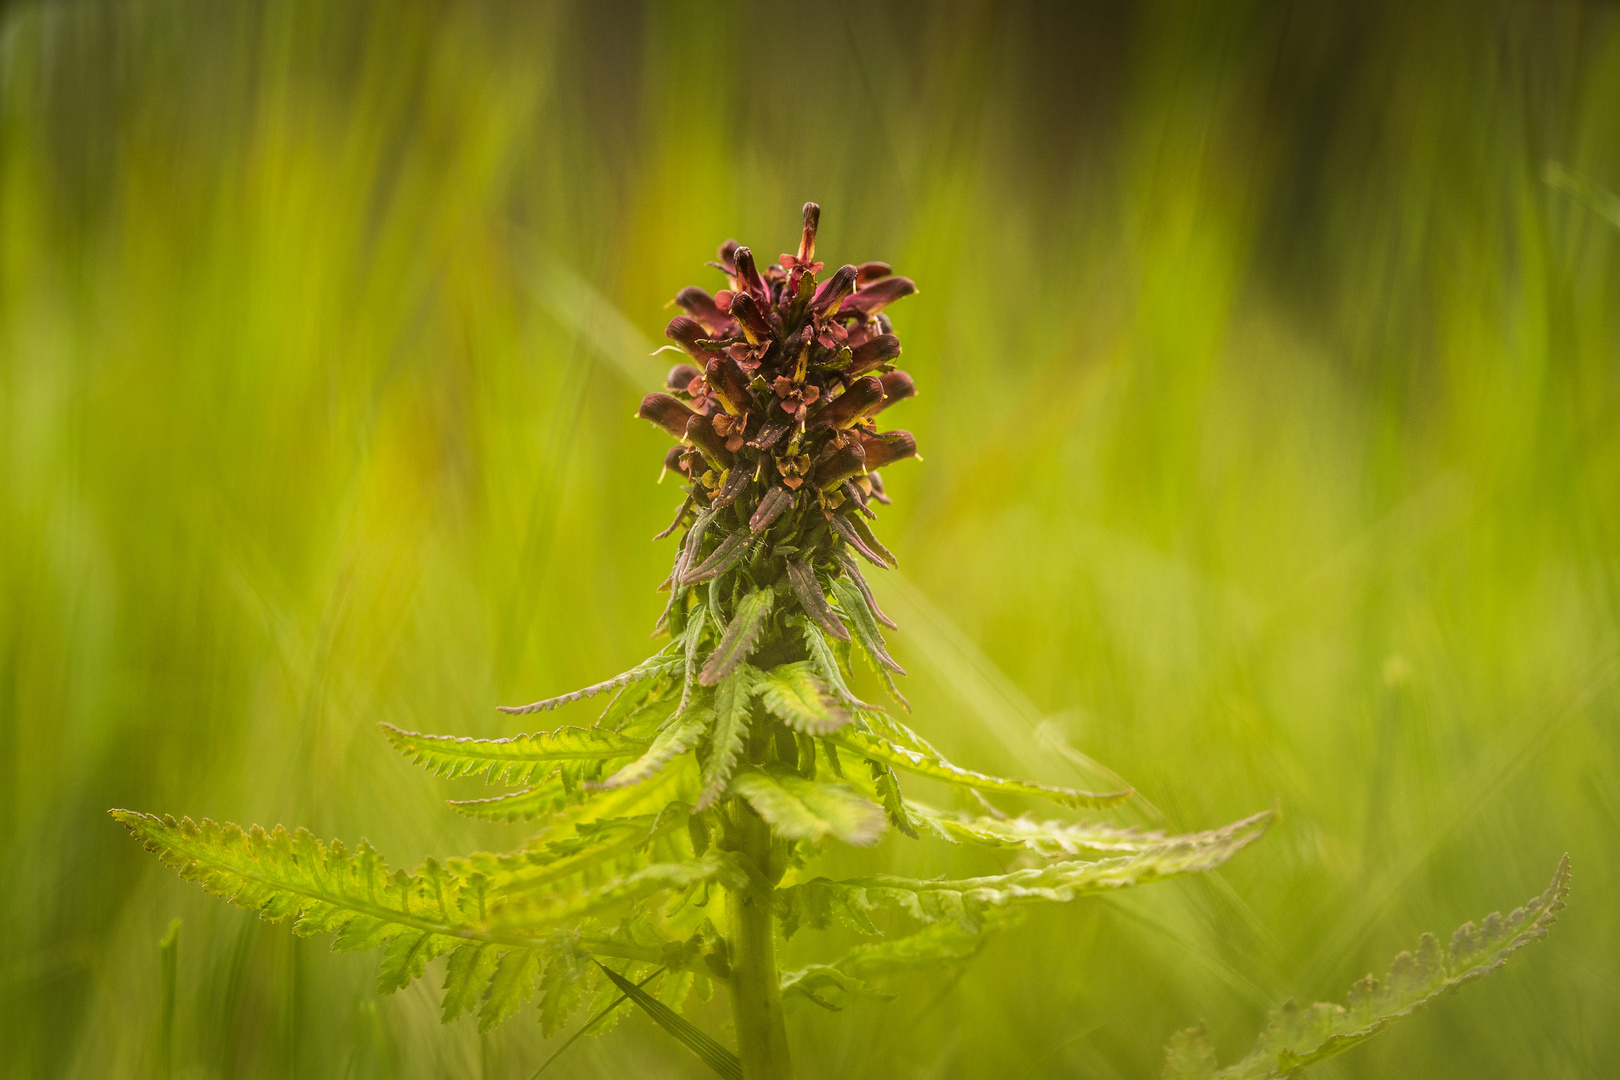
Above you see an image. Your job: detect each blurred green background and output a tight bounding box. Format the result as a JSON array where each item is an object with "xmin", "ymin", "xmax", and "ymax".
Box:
[{"xmin": 3, "ymin": 0, "xmax": 1618, "ymax": 1076}]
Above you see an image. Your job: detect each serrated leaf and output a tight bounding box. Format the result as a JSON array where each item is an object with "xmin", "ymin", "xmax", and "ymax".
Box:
[
  {"xmin": 450, "ymin": 755, "xmax": 693, "ymax": 825},
  {"xmin": 699, "ymin": 588, "xmax": 774, "ymax": 685},
  {"xmin": 596, "ymin": 962, "xmax": 744, "ymax": 1080},
  {"xmin": 834, "ymin": 551, "xmax": 897, "ymax": 628},
  {"xmin": 442, "ymin": 943, "xmax": 501, "ymax": 1023},
  {"xmin": 1164, "ymin": 855, "xmax": 1572, "ymax": 1079},
  {"xmin": 757, "ymin": 662, "xmax": 851, "ymax": 734},
  {"xmin": 380, "ymin": 724, "xmax": 648, "ymax": 786},
  {"xmin": 109, "ymin": 810, "xmax": 519, "ymax": 954},
  {"xmin": 794, "ymin": 615, "xmax": 870, "ymax": 708},
  {"xmin": 910, "ymin": 801, "xmax": 1251, "ymax": 858},
  {"xmin": 497, "ymin": 656, "xmax": 682, "ymax": 716},
  {"xmin": 696, "ymin": 666, "xmax": 760, "ymax": 810},
  {"xmin": 480, "ymin": 948, "xmax": 540, "ymax": 1032},
  {"xmin": 829, "ymin": 577, "xmax": 904, "ymax": 674},
  {"xmin": 781, "ymin": 810, "xmax": 1271, "ymax": 933},
  {"xmin": 786, "ymin": 559, "xmax": 850, "ymax": 642},
  {"xmin": 495, "ymin": 805, "xmax": 693, "ymax": 895},
  {"xmin": 830, "ymin": 512, "xmax": 895, "ymax": 568},
  {"xmin": 540, "ymin": 936, "xmax": 594, "ymax": 1036},
  {"xmin": 830, "ymin": 727, "xmax": 1131, "ymax": 810},
  {"xmin": 490, "ymin": 855, "xmax": 731, "ymax": 931},
  {"xmin": 681, "ymin": 531, "xmax": 749, "ymax": 586},
  {"xmin": 782, "ymin": 908, "xmax": 1022, "ymax": 1009},
  {"xmin": 676, "ymin": 603, "xmax": 709, "ymax": 718},
  {"xmin": 598, "ymin": 708, "xmax": 714, "ymax": 790},
  {"xmin": 731, "ymin": 766, "xmax": 886, "ymax": 846}
]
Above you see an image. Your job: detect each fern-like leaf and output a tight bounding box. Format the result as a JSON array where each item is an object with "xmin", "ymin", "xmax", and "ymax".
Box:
[
  {"xmin": 910, "ymin": 802, "xmax": 1264, "ymax": 858},
  {"xmin": 598, "ymin": 708, "xmax": 714, "ymax": 790},
  {"xmin": 1161, "ymin": 855, "xmax": 1572, "ymax": 1080},
  {"xmin": 830, "ymin": 727, "xmax": 1131, "ymax": 810},
  {"xmin": 699, "ymin": 588, "xmax": 775, "ymax": 685},
  {"xmin": 794, "ymin": 615, "xmax": 869, "ymax": 707},
  {"xmin": 835, "ymin": 551, "xmax": 897, "ymax": 629},
  {"xmin": 497, "ymin": 656, "xmax": 682, "ymax": 716},
  {"xmin": 786, "ymin": 559, "xmax": 850, "ymax": 643},
  {"xmin": 450, "ymin": 757, "xmax": 695, "ymax": 824},
  {"xmin": 490, "ymin": 855, "xmax": 732, "ymax": 931},
  {"xmin": 829, "ymin": 577, "xmax": 904, "ymax": 674},
  {"xmin": 696, "ymin": 666, "xmax": 760, "ymax": 810},
  {"xmin": 781, "ymin": 809, "xmax": 1271, "ymax": 935},
  {"xmin": 730, "ymin": 765, "xmax": 886, "ymax": 846},
  {"xmin": 381, "ymin": 724, "xmax": 648, "ymax": 785},
  {"xmin": 757, "ymin": 662, "xmax": 851, "ymax": 734},
  {"xmin": 781, "ymin": 908, "xmax": 1021, "ymax": 1010},
  {"xmin": 681, "ymin": 531, "xmax": 749, "ymax": 586}
]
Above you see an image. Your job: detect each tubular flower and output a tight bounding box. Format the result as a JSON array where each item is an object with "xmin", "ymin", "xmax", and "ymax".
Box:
[{"xmin": 642, "ymin": 202, "xmax": 920, "ymax": 553}]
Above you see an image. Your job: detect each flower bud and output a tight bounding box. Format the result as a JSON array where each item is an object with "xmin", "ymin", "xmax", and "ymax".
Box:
[
  {"xmin": 734, "ymin": 246, "xmax": 769, "ymax": 300},
  {"xmin": 666, "ymin": 363, "xmax": 702, "ymax": 392},
  {"xmin": 847, "ymin": 334, "xmax": 901, "ymax": 375},
  {"xmin": 842, "ymin": 275, "xmax": 916, "ymax": 316},
  {"xmin": 665, "ymin": 316, "xmax": 715, "ymax": 359},
  {"xmin": 810, "ymin": 376, "xmax": 885, "ymax": 430},
  {"xmin": 798, "ymin": 202, "xmax": 820, "ymax": 264},
  {"xmin": 684, "ymin": 414, "xmax": 735, "ymax": 469},
  {"xmin": 855, "ymin": 261, "xmax": 891, "ymax": 285},
  {"xmin": 875, "ymin": 371, "xmax": 916, "ymax": 411},
  {"xmin": 705, "ymin": 356, "xmax": 752, "ymax": 414},
  {"xmin": 814, "ymin": 441, "xmax": 867, "ymax": 489},
  {"xmin": 728, "ymin": 291, "xmax": 775, "ymax": 345},
  {"xmin": 673, "ymin": 287, "xmax": 734, "ymax": 336},
  {"xmin": 663, "ymin": 443, "xmax": 692, "ymax": 475},
  {"xmin": 638, "ymin": 393, "xmax": 699, "ymax": 438},
  {"xmin": 860, "ymin": 430, "xmax": 917, "ymax": 470},
  {"xmin": 810, "ymin": 264, "xmax": 859, "ymax": 316}
]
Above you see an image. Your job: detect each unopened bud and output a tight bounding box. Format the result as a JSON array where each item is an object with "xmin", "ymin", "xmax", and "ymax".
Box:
[
  {"xmin": 814, "ymin": 441, "xmax": 867, "ymax": 489},
  {"xmin": 855, "ymin": 261, "xmax": 891, "ymax": 286},
  {"xmin": 875, "ymin": 371, "xmax": 916, "ymax": 411},
  {"xmin": 638, "ymin": 393, "xmax": 699, "ymax": 438},
  {"xmin": 860, "ymin": 430, "xmax": 917, "ymax": 470},
  {"xmin": 798, "ymin": 203, "xmax": 821, "ymax": 264},
  {"xmin": 666, "ymin": 363, "xmax": 702, "ymax": 392},
  {"xmin": 811, "ymin": 376, "xmax": 885, "ymax": 430},
  {"xmin": 842, "ymin": 275, "xmax": 916, "ymax": 316},
  {"xmin": 734, "ymin": 246, "xmax": 768, "ymax": 300},
  {"xmin": 729, "ymin": 291, "xmax": 775, "ymax": 344},
  {"xmin": 684, "ymin": 414, "xmax": 735, "ymax": 469},
  {"xmin": 810, "ymin": 264, "xmax": 859, "ymax": 316},
  {"xmin": 847, "ymin": 333, "xmax": 902, "ymax": 375},
  {"xmin": 673, "ymin": 287, "xmax": 732, "ymax": 336},
  {"xmin": 665, "ymin": 316, "xmax": 715, "ymax": 358}
]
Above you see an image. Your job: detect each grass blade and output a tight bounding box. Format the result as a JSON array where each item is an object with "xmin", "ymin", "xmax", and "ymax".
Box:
[{"xmin": 594, "ymin": 961, "xmax": 744, "ymax": 1080}]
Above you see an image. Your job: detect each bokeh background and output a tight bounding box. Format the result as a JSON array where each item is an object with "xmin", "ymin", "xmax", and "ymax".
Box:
[{"xmin": 4, "ymin": 0, "xmax": 1619, "ymax": 1076}]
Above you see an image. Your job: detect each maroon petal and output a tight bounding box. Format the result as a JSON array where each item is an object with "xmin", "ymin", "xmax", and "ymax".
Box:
[
  {"xmin": 684, "ymin": 414, "xmax": 735, "ymax": 469},
  {"xmin": 810, "ymin": 375, "xmax": 885, "ymax": 430},
  {"xmin": 855, "ymin": 261, "xmax": 892, "ymax": 286},
  {"xmin": 814, "ymin": 441, "xmax": 867, "ymax": 489},
  {"xmin": 810, "ymin": 264, "xmax": 859, "ymax": 317},
  {"xmin": 666, "ymin": 363, "xmax": 702, "ymax": 392},
  {"xmin": 842, "ymin": 275, "xmax": 917, "ymax": 316},
  {"xmin": 638, "ymin": 392, "xmax": 699, "ymax": 439},
  {"xmin": 798, "ymin": 202, "xmax": 821, "ymax": 264},
  {"xmin": 875, "ymin": 371, "xmax": 916, "ymax": 411},
  {"xmin": 847, "ymin": 334, "xmax": 902, "ymax": 376},
  {"xmin": 859, "ymin": 429, "xmax": 917, "ymax": 470}
]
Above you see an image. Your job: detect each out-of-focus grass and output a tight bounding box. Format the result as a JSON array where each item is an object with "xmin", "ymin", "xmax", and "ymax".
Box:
[{"xmin": 3, "ymin": 1, "xmax": 1618, "ymax": 1077}]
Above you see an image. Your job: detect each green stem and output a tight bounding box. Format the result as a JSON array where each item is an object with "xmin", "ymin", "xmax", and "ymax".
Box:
[{"xmin": 726, "ymin": 802, "xmax": 793, "ymax": 1080}]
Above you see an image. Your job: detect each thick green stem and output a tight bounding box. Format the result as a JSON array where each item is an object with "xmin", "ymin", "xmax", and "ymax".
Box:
[{"xmin": 726, "ymin": 803, "xmax": 793, "ymax": 1080}]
